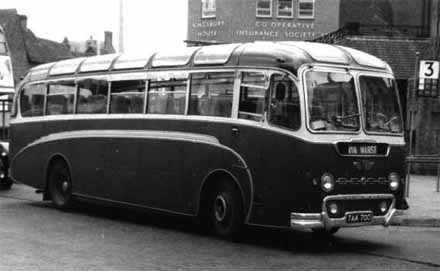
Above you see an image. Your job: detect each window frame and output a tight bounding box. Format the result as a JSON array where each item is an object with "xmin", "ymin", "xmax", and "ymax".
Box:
[
  {"xmin": 267, "ymin": 72, "xmax": 301, "ymax": 131},
  {"xmin": 201, "ymin": 0, "xmax": 216, "ymax": 19},
  {"xmin": 277, "ymin": 0, "xmax": 294, "ymax": 19},
  {"xmin": 75, "ymin": 77, "xmax": 110, "ymax": 115},
  {"xmin": 188, "ymin": 71, "xmax": 235, "ymax": 118},
  {"xmin": 303, "ymin": 67, "xmax": 361, "ymax": 134},
  {"xmin": 108, "ymin": 79, "xmax": 147, "ymax": 114},
  {"xmin": 46, "ymin": 80, "xmax": 77, "ymax": 116},
  {"xmin": 146, "ymin": 76, "xmax": 188, "ymax": 115},
  {"xmin": 237, "ymin": 70, "xmax": 270, "ymax": 122},
  {"xmin": 18, "ymin": 82, "xmax": 48, "ymax": 118},
  {"xmin": 357, "ymin": 73, "xmax": 404, "ymax": 136},
  {"xmin": 298, "ymin": 0, "xmax": 315, "ymax": 19},
  {"xmin": 256, "ymin": 0, "xmax": 272, "ymax": 18}
]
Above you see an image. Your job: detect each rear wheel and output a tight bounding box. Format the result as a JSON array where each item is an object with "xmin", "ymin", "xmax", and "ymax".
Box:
[
  {"xmin": 208, "ymin": 181, "xmax": 244, "ymax": 239},
  {"xmin": 48, "ymin": 161, "xmax": 74, "ymax": 210},
  {"xmin": 0, "ymin": 156, "xmax": 11, "ymax": 190}
]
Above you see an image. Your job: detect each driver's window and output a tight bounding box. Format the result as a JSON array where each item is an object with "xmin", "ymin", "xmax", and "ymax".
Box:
[{"xmin": 268, "ymin": 74, "xmax": 301, "ymax": 130}]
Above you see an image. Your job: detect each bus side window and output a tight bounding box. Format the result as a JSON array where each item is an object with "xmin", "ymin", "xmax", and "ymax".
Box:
[
  {"xmin": 268, "ymin": 74, "xmax": 300, "ymax": 130},
  {"xmin": 147, "ymin": 78, "xmax": 187, "ymax": 115},
  {"xmin": 109, "ymin": 80, "xmax": 146, "ymax": 114},
  {"xmin": 46, "ymin": 81, "xmax": 76, "ymax": 115},
  {"xmin": 20, "ymin": 83, "xmax": 46, "ymax": 117},
  {"xmin": 77, "ymin": 79, "xmax": 109, "ymax": 114},
  {"xmin": 188, "ymin": 72, "xmax": 234, "ymax": 117},
  {"xmin": 238, "ymin": 72, "xmax": 267, "ymax": 121}
]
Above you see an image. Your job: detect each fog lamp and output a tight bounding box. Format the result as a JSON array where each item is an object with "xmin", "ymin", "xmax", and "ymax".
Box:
[
  {"xmin": 321, "ymin": 173, "xmax": 335, "ymax": 193},
  {"xmin": 388, "ymin": 172, "xmax": 400, "ymax": 191},
  {"xmin": 329, "ymin": 203, "xmax": 338, "ymax": 215},
  {"xmin": 379, "ymin": 201, "xmax": 388, "ymax": 213}
]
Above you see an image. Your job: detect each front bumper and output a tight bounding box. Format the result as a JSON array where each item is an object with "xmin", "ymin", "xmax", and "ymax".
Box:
[{"xmin": 290, "ymin": 194, "xmax": 397, "ymax": 230}]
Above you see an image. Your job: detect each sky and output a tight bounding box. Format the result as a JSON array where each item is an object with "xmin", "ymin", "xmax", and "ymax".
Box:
[{"xmin": 1, "ymin": 0, "xmax": 188, "ymax": 54}]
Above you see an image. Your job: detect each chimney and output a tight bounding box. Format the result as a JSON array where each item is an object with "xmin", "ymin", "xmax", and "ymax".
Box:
[
  {"xmin": 103, "ymin": 31, "xmax": 116, "ymax": 54},
  {"xmin": 19, "ymin": 15, "xmax": 27, "ymax": 31},
  {"xmin": 62, "ymin": 37, "xmax": 71, "ymax": 51}
]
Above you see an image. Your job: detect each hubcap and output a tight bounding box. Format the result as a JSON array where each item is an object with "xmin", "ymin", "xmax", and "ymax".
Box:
[
  {"xmin": 61, "ymin": 180, "xmax": 69, "ymax": 193},
  {"xmin": 214, "ymin": 195, "xmax": 227, "ymax": 222}
]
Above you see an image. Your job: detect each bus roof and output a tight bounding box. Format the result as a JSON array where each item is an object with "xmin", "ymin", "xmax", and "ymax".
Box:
[{"xmin": 23, "ymin": 41, "xmax": 391, "ymax": 82}]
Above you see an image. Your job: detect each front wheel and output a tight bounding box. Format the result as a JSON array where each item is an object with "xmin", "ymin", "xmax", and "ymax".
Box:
[
  {"xmin": 0, "ymin": 177, "xmax": 12, "ymax": 190},
  {"xmin": 48, "ymin": 161, "xmax": 74, "ymax": 210},
  {"xmin": 312, "ymin": 227, "xmax": 339, "ymax": 237},
  {"xmin": 209, "ymin": 181, "xmax": 244, "ymax": 239}
]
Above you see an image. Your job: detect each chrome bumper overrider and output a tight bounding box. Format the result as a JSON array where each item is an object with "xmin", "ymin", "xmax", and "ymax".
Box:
[{"xmin": 290, "ymin": 194, "xmax": 397, "ymax": 230}]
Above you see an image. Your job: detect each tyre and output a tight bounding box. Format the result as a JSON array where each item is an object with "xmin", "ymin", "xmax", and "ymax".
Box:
[
  {"xmin": 208, "ymin": 181, "xmax": 244, "ymax": 239},
  {"xmin": 312, "ymin": 227, "xmax": 339, "ymax": 236},
  {"xmin": 48, "ymin": 160, "xmax": 74, "ymax": 210},
  {"xmin": 0, "ymin": 177, "xmax": 12, "ymax": 190},
  {"xmin": 0, "ymin": 155, "xmax": 11, "ymax": 190}
]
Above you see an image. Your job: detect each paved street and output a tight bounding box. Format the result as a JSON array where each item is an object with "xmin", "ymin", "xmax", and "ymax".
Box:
[{"xmin": 0, "ymin": 184, "xmax": 439, "ymax": 271}]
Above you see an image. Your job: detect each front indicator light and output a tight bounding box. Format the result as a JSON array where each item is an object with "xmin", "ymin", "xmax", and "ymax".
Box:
[
  {"xmin": 321, "ymin": 173, "xmax": 335, "ymax": 193},
  {"xmin": 388, "ymin": 172, "xmax": 400, "ymax": 191}
]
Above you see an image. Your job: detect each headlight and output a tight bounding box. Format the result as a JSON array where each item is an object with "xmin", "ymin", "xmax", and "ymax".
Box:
[
  {"xmin": 321, "ymin": 173, "xmax": 335, "ymax": 193},
  {"xmin": 388, "ymin": 172, "xmax": 400, "ymax": 191}
]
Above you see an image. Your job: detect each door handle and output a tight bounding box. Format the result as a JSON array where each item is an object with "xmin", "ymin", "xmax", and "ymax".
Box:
[{"xmin": 232, "ymin": 127, "xmax": 239, "ymax": 136}]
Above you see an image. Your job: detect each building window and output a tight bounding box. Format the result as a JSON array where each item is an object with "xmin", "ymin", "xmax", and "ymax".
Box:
[
  {"xmin": 277, "ymin": 0, "xmax": 293, "ymax": 18},
  {"xmin": 256, "ymin": 0, "xmax": 272, "ymax": 18},
  {"xmin": 298, "ymin": 0, "xmax": 314, "ymax": 19},
  {"xmin": 202, "ymin": 0, "xmax": 216, "ymax": 19}
]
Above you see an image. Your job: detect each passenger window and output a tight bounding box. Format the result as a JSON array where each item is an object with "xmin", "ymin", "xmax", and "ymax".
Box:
[
  {"xmin": 147, "ymin": 78, "xmax": 187, "ymax": 114},
  {"xmin": 109, "ymin": 80, "xmax": 145, "ymax": 114},
  {"xmin": 77, "ymin": 79, "xmax": 109, "ymax": 114},
  {"xmin": 20, "ymin": 83, "xmax": 46, "ymax": 117},
  {"xmin": 189, "ymin": 72, "xmax": 234, "ymax": 117},
  {"xmin": 268, "ymin": 74, "xmax": 300, "ymax": 130},
  {"xmin": 46, "ymin": 81, "xmax": 76, "ymax": 115},
  {"xmin": 239, "ymin": 72, "xmax": 268, "ymax": 121}
]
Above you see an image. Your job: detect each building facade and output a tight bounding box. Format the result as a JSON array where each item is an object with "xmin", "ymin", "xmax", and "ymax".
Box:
[{"xmin": 187, "ymin": 0, "xmax": 340, "ymax": 44}]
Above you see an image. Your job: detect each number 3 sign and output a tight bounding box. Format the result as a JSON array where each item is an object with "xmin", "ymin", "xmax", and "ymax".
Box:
[{"xmin": 419, "ymin": 61, "xmax": 440, "ymax": 79}]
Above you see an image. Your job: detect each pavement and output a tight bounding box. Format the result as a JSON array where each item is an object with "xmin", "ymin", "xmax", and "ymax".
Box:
[{"xmin": 391, "ymin": 175, "xmax": 440, "ymax": 227}]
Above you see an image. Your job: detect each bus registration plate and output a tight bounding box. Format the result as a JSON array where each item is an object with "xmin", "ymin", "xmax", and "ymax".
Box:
[
  {"xmin": 346, "ymin": 212, "xmax": 373, "ymax": 224},
  {"xmin": 348, "ymin": 145, "xmax": 377, "ymax": 155}
]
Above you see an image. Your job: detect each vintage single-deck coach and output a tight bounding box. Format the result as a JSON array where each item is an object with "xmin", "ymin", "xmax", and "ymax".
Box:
[{"xmin": 9, "ymin": 41, "xmax": 406, "ymax": 238}]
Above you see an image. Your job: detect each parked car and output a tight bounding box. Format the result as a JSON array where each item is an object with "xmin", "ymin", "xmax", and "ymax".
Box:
[{"xmin": 0, "ymin": 141, "xmax": 12, "ymax": 190}]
